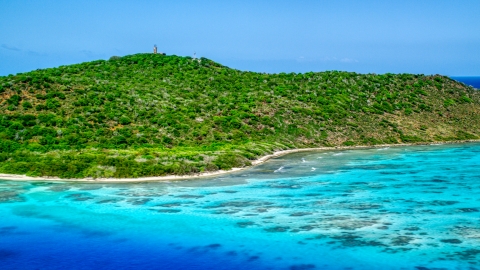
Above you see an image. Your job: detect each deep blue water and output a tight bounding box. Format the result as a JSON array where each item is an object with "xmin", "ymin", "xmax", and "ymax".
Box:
[
  {"xmin": 1, "ymin": 143, "xmax": 480, "ymax": 269},
  {"xmin": 451, "ymin": 76, "xmax": 480, "ymax": 89}
]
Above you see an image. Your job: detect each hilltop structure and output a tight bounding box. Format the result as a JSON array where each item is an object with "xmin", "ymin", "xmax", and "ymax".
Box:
[
  {"xmin": 153, "ymin": 45, "xmax": 166, "ymax": 55},
  {"xmin": 0, "ymin": 53, "xmax": 478, "ymax": 178}
]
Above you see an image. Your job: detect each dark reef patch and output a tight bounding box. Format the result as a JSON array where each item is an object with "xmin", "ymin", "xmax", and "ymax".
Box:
[
  {"xmin": 391, "ymin": 236, "xmax": 415, "ymax": 246},
  {"xmin": 0, "ymin": 249, "xmax": 18, "ymax": 260},
  {"xmin": 457, "ymin": 208, "xmax": 479, "ymax": 213},
  {"xmin": 205, "ymin": 243, "xmax": 222, "ymax": 249},
  {"xmin": 264, "ymin": 226, "xmax": 290, "ymax": 233},
  {"xmin": 157, "ymin": 202, "xmax": 182, "ymax": 208},
  {"xmin": 289, "ymin": 212, "xmax": 313, "ymax": 217},
  {"xmin": 331, "ymin": 234, "xmax": 386, "ymax": 248},
  {"xmin": 0, "ymin": 226, "xmax": 19, "ymax": 236},
  {"xmin": 237, "ymin": 221, "xmax": 256, "ymax": 228},
  {"xmin": 127, "ymin": 198, "xmax": 152, "ymax": 205},
  {"xmin": 247, "ymin": 255, "xmax": 260, "ymax": 261},
  {"xmin": 176, "ymin": 194, "xmax": 204, "ymax": 199},
  {"xmin": 290, "ymin": 264, "xmax": 316, "ymax": 270},
  {"xmin": 81, "ymin": 229, "xmax": 112, "ymax": 238},
  {"xmin": 428, "ymin": 200, "xmax": 459, "ymax": 206},
  {"xmin": 452, "ymin": 249, "xmax": 480, "ymax": 261},
  {"xmin": 96, "ymin": 198, "xmax": 123, "ymax": 204},
  {"xmin": 156, "ymin": 209, "xmax": 181, "ymax": 213},
  {"xmin": 212, "ymin": 209, "xmax": 241, "ymax": 215},
  {"xmin": 77, "ymin": 185, "xmax": 103, "ymax": 191},
  {"xmin": 205, "ymin": 200, "xmax": 274, "ymax": 209},
  {"xmin": 65, "ymin": 193, "xmax": 93, "ymax": 201},
  {"xmin": 440, "ymin": 239, "xmax": 462, "ymax": 244},
  {"xmin": 47, "ymin": 185, "xmax": 72, "ymax": 192},
  {"xmin": 0, "ymin": 190, "xmax": 25, "ymax": 203}
]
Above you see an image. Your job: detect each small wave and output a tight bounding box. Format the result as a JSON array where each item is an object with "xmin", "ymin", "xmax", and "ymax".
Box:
[
  {"xmin": 274, "ymin": 166, "xmax": 285, "ymax": 173},
  {"xmin": 317, "ymin": 157, "xmax": 323, "ymax": 159},
  {"xmin": 333, "ymin": 153, "xmax": 343, "ymax": 156},
  {"xmin": 301, "ymin": 158, "xmax": 306, "ymax": 163},
  {"xmin": 377, "ymin": 147, "xmax": 390, "ymax": 151},
  {"xmin": 311, "ymin": 167, "xmax": 316, "ymax": 171}
]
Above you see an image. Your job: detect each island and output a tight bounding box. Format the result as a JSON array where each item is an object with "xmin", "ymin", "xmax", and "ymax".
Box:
[{"xmin": 0, "ymin": 53, "xmax": 479, "ymax": 180}]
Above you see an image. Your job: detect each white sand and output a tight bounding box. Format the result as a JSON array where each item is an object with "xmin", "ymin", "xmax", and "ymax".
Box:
[{"xmin": 1, "ymin": 140, "xmax": 478, "ymax": 183}]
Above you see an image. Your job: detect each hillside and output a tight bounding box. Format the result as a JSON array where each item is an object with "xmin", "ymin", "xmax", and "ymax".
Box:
[{"xmin": 1, "ymin": 53, "xmax": 479, "ymax": 178}]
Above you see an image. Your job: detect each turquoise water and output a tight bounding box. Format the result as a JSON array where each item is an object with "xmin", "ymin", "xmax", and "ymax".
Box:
[{"xmin": 1, "ymin": 143, "xmax": 480, "ymax": 269}]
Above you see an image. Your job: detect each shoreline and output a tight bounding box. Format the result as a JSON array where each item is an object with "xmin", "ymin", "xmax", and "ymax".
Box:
[{"xmin": 1, "ymin": 140, "xmax": 479, "ymax": 183}]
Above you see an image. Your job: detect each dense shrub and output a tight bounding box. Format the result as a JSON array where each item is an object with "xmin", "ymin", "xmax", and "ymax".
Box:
[{"xmin": 0, "ymin": 53, "xmax": 478, "ymax": 178}]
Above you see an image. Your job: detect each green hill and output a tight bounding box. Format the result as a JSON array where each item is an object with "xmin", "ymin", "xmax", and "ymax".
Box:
[{"xmin": 1, "ymin": 53, "xmax": 479, "ymax": 178}]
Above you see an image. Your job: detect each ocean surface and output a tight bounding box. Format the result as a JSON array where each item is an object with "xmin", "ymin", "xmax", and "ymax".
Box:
[
  {"xmin": 1, "ymin": 143, "xmax": 480, "ymax": 269},
  {"xmin": 451, "ymin": 76, "xmax": 480, "ymax": 89}
]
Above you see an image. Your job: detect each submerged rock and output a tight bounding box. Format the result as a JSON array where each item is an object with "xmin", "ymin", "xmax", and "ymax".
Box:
[
  {"xmin": 440, "ymin": 239, "xmax": 462, "ymax": 244},
  {"xmin": 391, "ymin": 236, "xmax": 415, "ymax": 246},
  {"xmin": 264, "ymin": 226, "xmax": 290, "ymax": 233},
  {"xmin": 0, "ymin": 190, "xmax": 25, "ymax": 203}
]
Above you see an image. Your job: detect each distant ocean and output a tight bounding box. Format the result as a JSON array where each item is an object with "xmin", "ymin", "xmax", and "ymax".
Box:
[{"xmin": 451, "ymin": 76, "xmax": 480, "ymax": 89}]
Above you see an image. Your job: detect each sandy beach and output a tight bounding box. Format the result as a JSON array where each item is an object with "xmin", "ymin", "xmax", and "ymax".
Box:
[{"xmin": 1, "ymin": 140, "xmax": 479, "ymax": 183}]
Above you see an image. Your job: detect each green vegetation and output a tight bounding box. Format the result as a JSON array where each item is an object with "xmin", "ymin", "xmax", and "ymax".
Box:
[{"xmin": 1, "ymin": 53, "xmax": 479, "ymax": 178}]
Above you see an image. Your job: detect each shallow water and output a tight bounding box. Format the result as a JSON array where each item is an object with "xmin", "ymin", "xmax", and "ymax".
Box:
[{"xmin": 1, "ymin": 143, "xmax": 480, "ymax": 269}]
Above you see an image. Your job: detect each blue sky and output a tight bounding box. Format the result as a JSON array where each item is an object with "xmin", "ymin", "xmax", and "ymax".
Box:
[{"xmin": 1, "ymin": 0, "xmax": 479, "ymax": 76}]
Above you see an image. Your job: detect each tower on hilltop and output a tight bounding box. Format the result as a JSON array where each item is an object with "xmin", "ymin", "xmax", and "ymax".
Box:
[{"xmin": 153, "ymin": 45, "xmax": 157, "ymax": 54}]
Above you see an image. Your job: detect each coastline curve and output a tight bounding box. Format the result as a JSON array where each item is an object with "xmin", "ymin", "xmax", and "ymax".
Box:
[{"xmin": 1, "ymin": 140, "xmax": 479, "ymax": 183}]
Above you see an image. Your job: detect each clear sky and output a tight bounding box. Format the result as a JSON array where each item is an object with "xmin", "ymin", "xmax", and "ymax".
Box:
[{"xmin": 1, "ymin": 0, "xmax": 479, "ymax": 76}]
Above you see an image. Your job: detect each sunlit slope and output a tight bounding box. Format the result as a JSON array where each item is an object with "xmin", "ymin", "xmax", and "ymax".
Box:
[{"xmin": 1, "ymin": 53, "xmax": 479, "ymax": 178}]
